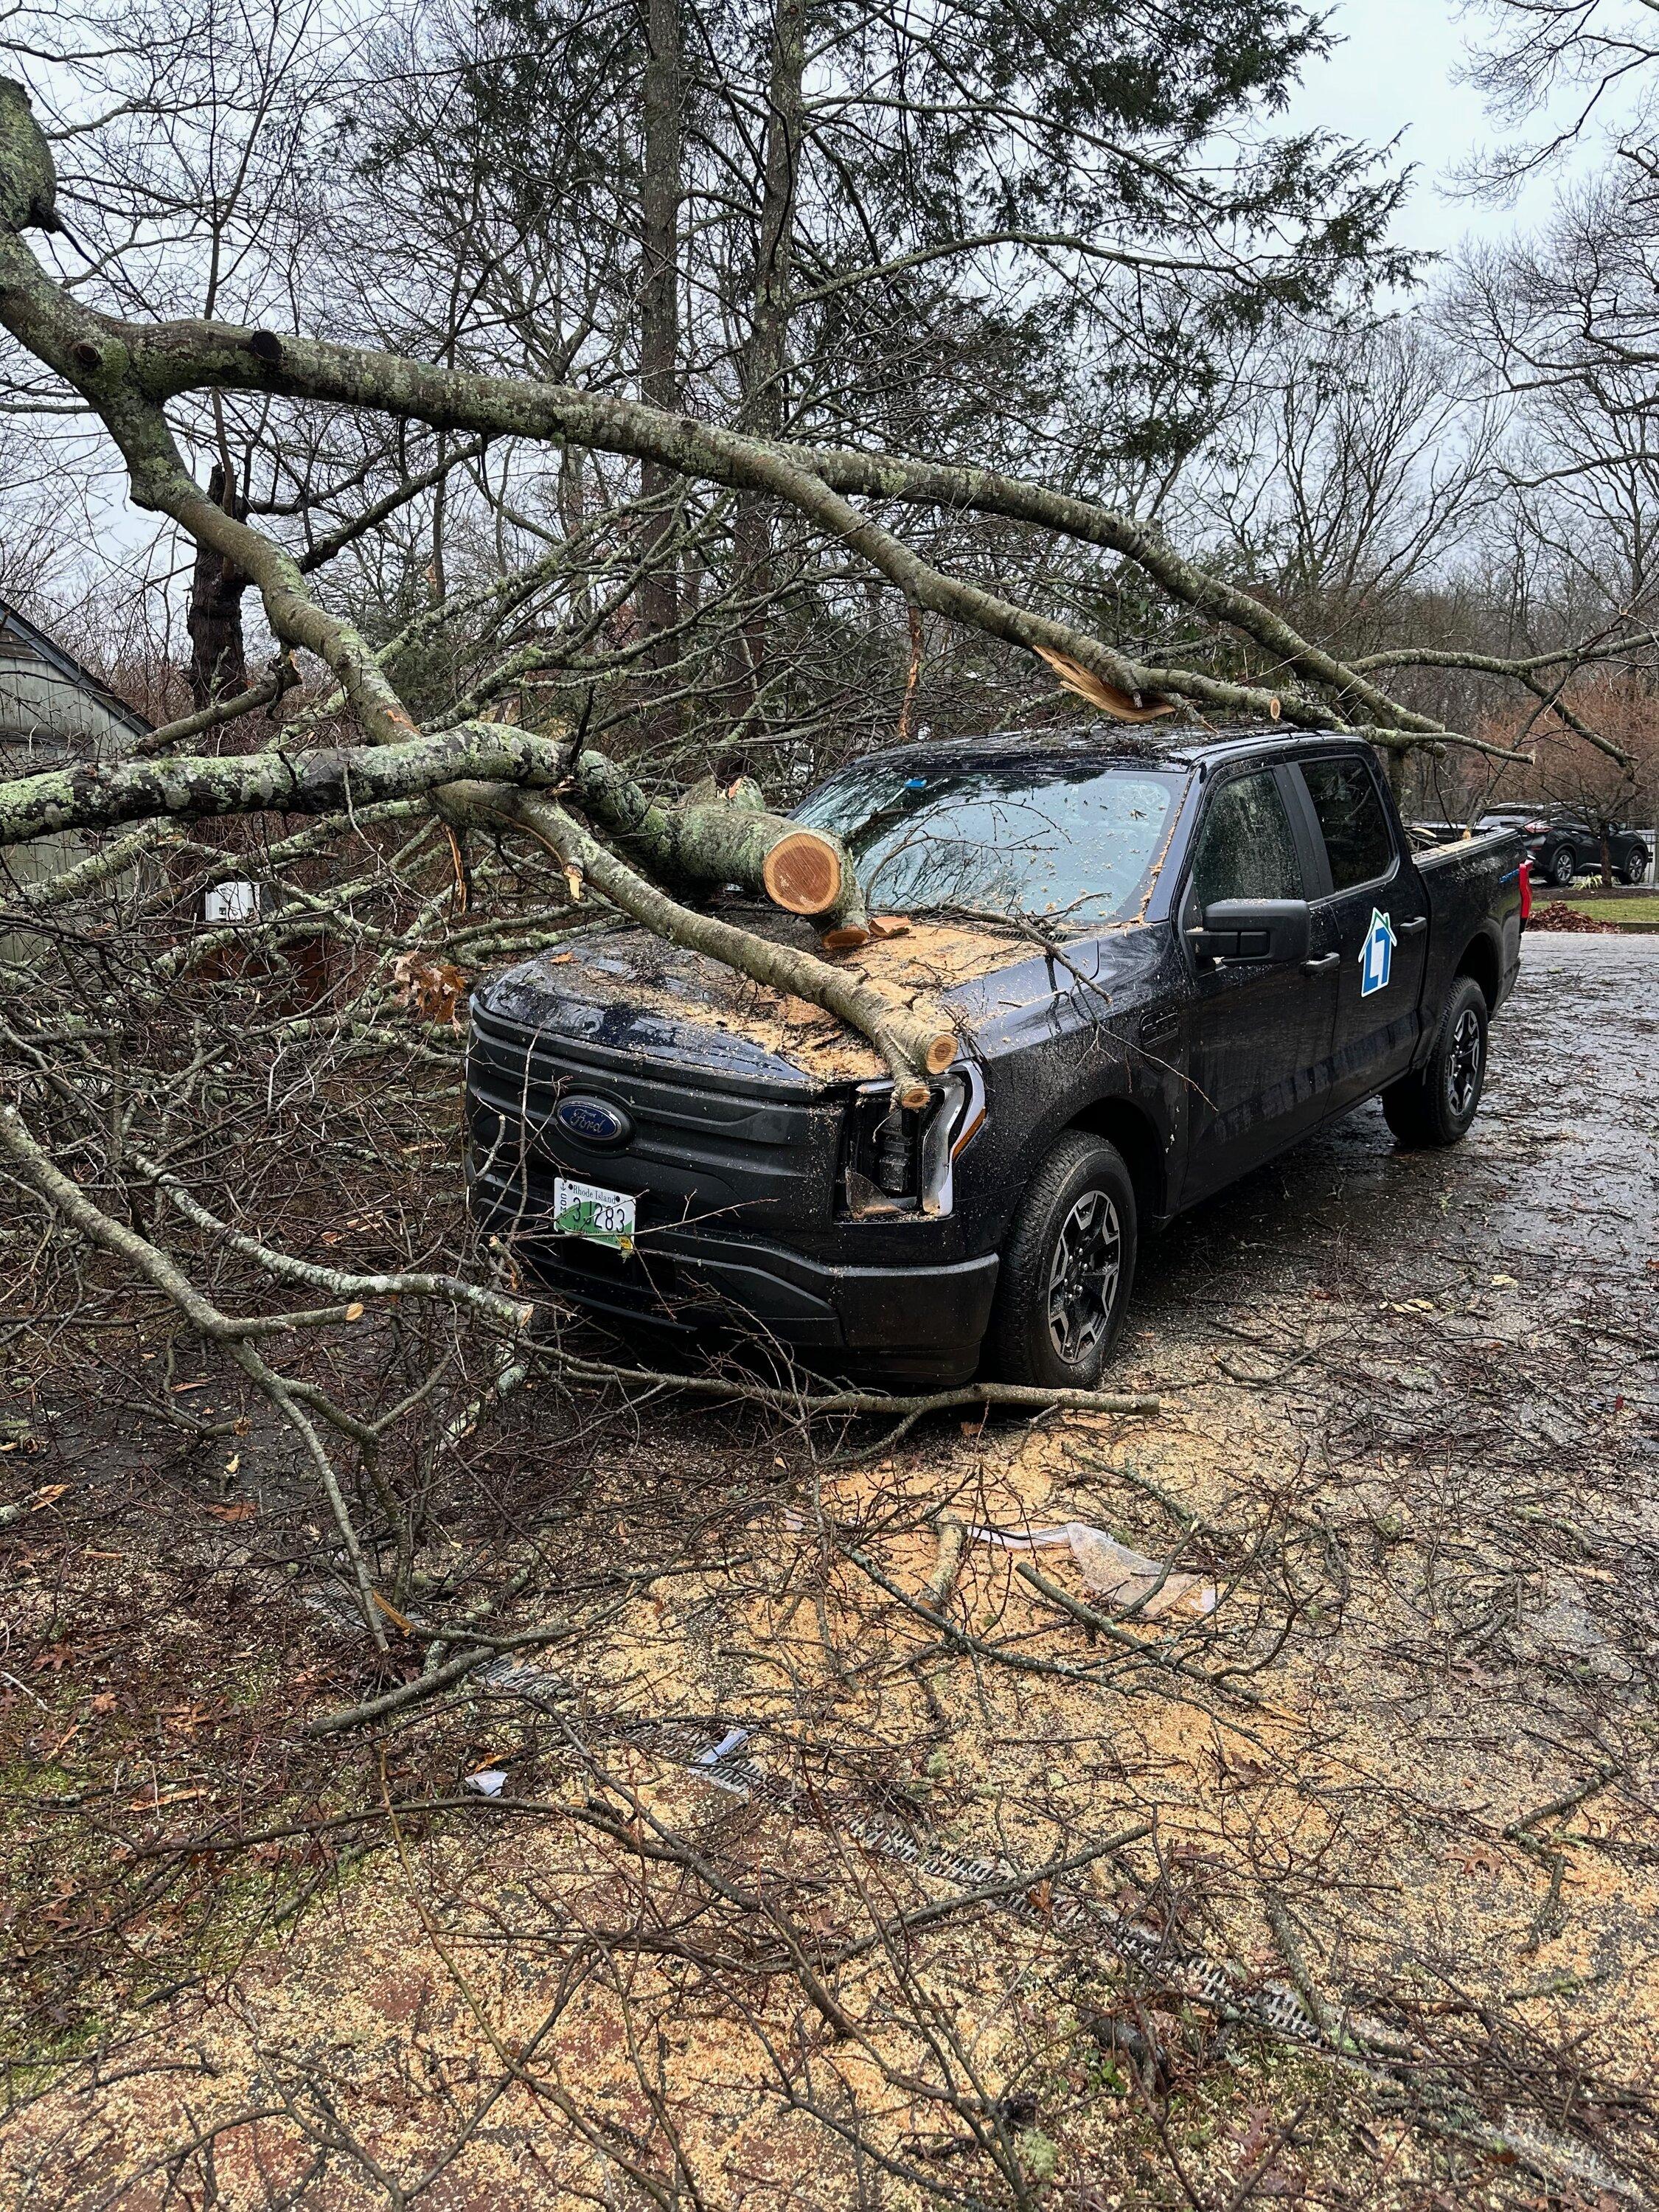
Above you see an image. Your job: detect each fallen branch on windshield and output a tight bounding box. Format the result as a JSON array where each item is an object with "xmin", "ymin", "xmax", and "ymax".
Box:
[{"xmin": 568, "ymin": 752, "xmax": 870, "ymax": 937}]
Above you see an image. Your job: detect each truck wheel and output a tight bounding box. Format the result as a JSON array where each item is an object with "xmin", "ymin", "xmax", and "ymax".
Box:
[
  {"xmin": 986, "ymin": 1132, "xmax": 1137, "ymax": 1388},
  {"xmin": 1624, "ymin": 846, "xmax": 1649, "ymax": 886},
  {"xmin": 1549, "ymin": 846, "xmax": 1576, "ymax": 886},
  {"xmin": 1382, "ymin": 976, "xmax": 1489, "ymax": 1149}
]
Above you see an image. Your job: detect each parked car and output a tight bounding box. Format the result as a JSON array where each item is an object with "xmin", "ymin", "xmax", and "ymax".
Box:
[
  {"xmin": 1497, "ymin": 812, "xmax": 1650, "ymax": 887},
  {"xmin": 468, "ymin": 731, "xmax": 1526, "ymax": 1388}
]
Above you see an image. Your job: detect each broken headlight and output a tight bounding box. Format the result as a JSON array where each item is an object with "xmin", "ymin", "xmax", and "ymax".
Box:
[{"xmin": 838, "ymin": 1065, "xmax": 986, "ymax": 1220}]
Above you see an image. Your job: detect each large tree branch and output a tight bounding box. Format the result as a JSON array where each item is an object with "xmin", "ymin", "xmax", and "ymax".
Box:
[
  {"xmin": 3, "ymin": 189, "xmax": 1565, "ymax": 762},
  {"xmin": 448, "ymin": 781, "xmax": 954, "ymax": 1097},
  {"xmin": 0, "ymin": 224, "xmax": 1373, "ymax": 731},
  {"xmin": 0, "ymin": 723, "xmax": 566, "ymax": 844}
]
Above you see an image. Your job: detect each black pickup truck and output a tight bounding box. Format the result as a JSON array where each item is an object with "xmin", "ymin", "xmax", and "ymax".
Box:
[{"xmin": 467, "ymin": 731, "xmax": 1525, "ymax": 1388}]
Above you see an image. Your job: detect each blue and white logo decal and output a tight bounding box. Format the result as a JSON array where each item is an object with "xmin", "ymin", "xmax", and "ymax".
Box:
[
  {"xmin": 554, "ymin": 1094, "xmax": 632, "ymax": 1147},
  {"xmin": 1359, "ymin": 908, "xmax": 1397, "ymax": 998}
]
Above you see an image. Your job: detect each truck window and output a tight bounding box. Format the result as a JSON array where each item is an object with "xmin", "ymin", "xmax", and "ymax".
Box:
[
  {"xmin": 793, "ymin": 757, "xmax": 1186, "ymax": 926},
  {"xmin": 1301, "ymin": 757, "xmax": 1393, "ymax": 891},
  {"xmin": 1189, "ymin": 770, "xmax": 1302, "ymax": 908}
]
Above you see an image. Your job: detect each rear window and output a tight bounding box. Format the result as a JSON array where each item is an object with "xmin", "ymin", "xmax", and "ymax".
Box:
[
  {"xmin": 793, "ymin": 755, "xmax": 1185, "ymax": 927},
  {"xmin": 1301, "ymin": 757, "xmax": 1394, "ymax": 891}
]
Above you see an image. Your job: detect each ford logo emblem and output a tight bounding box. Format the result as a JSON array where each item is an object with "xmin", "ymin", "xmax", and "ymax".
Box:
[{"xmin": 554, "ymin": 1094, "xmax": 632, "ymax": 1148}]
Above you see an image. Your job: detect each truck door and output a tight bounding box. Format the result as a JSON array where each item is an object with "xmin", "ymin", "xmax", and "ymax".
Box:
[
  {"xmin": 1178, "ymin": 764, "xmax": 1340, "ymax": 1201},
  {"xmin": 1290, "ymin": 753, "xmax": 1430, "ymax": 1105}
]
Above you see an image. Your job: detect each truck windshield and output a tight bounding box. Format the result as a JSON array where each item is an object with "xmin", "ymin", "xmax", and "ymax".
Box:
[{"xmin": 793, "ymin": 756, "xmax": 1186, "ymax": 927}]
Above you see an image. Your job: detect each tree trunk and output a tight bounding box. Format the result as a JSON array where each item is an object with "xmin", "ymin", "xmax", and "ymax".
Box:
[
  {"xmin": 568, "ymin": 750, "xmax": 867, "ymax": 932},
  {"xmin": 638, "ymin": 0, "xmax": 683, "ymax": 662},
  {"xmin": 729, "ymin": 0, "xmax": 805, "ymax": 705},
  {"xmin": 186, "ymin": 461, "xmax": 250, "ymax": 709}
]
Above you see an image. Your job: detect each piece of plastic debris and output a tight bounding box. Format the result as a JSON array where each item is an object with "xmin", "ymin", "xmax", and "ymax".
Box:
[
  {"xmin": 964, "ymin": 1521, "xmax": 1217, "ymax": 1620},
  {"xmin": 464, "ymin": 1767, "xmax": 508, "ymax": 1797},
  {"xmin": 697, "ymin": 1728, "xmax": 750, "ymax": 1766}
]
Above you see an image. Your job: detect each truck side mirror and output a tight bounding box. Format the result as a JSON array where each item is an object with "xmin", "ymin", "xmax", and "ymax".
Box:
[{"xmin": 1189, "ymin": 898, "xmax": 1311, "ymax": 965}]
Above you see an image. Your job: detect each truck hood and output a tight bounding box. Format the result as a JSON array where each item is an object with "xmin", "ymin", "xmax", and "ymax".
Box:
[{"xmin": 478, "ymin": 907, "xmax": 1065, "ymax": 1091}]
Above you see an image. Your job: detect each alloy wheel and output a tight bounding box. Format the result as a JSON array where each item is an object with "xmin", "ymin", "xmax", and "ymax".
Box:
[
  {"xmin": 1046, "ymin": 1188, "xmax": 1123, "ymax": 1363},
  {"xmin": 1446, "ymin": 1006, "xmax": 1483, "ymax": 1119}
]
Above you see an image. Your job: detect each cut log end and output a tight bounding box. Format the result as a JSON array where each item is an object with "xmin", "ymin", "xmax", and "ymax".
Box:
[
  {"xmin": 819, "ymin": 924, "xmax": 869, "ymax": 951},
  {"xmin": 762, "ymin": 830, "xmax": 844, "ymax": 917},
  {"xmin": 925, "ymin": 1032, "xmax": 957, "ymax": 1074},
  {"xmin": 899, "ymin": 1083, "xmax": 932, "ymax": 1110}
]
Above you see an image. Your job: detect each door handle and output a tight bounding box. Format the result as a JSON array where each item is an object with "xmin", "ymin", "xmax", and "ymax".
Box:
[
  {"xmin": 1398, "ymin": 916, "xmax": 1427, "ymax": 935},
  {"xmin": 1301, "ymin": 953, "xmax": 1340, "ymax": 972}
]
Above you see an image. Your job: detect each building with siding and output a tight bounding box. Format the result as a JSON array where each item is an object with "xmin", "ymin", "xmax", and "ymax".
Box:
[
  {"xmin": 0, "ymin": 597, "xmax": 154, "ymax": 924},
  {"xmin": 0, "ymin": 596, "xmax": 152, "ymax": 766}
]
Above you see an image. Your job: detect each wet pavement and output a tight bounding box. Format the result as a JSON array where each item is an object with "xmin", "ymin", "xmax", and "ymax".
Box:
[
  {"xmin": 7, "ymin": 936, "xmax": 1656, "ymax": 2206},
  {"xmin": 1087, "ymin": 934, "xmax": 1659, "ymax": 2183},
  {"xmin": 1141, "ymin": 931, "xmax": 1659, "ymax": 1343}
]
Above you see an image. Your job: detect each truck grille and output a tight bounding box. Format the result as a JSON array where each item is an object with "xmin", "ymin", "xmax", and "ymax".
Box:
[{"xmin": 467, "ymin": 1001, "xmax": 844, "ymax": 1240}]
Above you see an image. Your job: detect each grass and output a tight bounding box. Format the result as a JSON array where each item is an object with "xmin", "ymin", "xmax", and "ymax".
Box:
[{"xmin": 1565, "ymin": 894, "xmax": 1659, "ymax": 925}]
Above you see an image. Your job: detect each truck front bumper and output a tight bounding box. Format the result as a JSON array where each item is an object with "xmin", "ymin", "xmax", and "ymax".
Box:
[{"xmin": 471, "ymin": 1163, "xmax": 1001, "ymax": 1384}]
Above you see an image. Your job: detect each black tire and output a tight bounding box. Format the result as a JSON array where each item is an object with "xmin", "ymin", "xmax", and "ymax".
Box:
[
  {"xmin": 1548, "ymin": 845, "xmax": 1577, "ymax": 887},
  {"xmin": 986, "ymin": 1132, "xmax": 1138, "ymax": 1388},
  {"xmin": 1623, "ymin": 846, "xmax": 1649, "ymax": 886},
  {"xmin": 1381, "ymin": 975, "xmax": 1489, "ymax": 1149}
]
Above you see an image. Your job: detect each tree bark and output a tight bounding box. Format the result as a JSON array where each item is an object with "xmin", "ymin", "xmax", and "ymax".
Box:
[
  {"xmin": 0, "ymin": 724, "xmax": 566, "ymax": 844},
  {"xmin": 568, "ymin": 751, "xmax": 866, "ymax": 930},
  {"xmin": 186, "ymin": 459, "xmax": 250, "ymax": 707},
  {"xmin": 637, "ymin": 0, "xmax": 683, "ymax": 661},
  {"xmin": 729, "ymin": 0, "xmax": 806, "ymax": 703}
]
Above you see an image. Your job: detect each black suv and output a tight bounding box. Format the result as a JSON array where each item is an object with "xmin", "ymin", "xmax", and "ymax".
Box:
[{"xmin": 1491, "ymin": 811, "xmax": 1651, "ymax": 888}]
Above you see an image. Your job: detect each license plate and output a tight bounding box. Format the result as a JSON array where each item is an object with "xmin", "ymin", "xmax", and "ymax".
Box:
[{"xmin": 552, "ymin": 1176, "xmax": 636, "ymax": 1252}]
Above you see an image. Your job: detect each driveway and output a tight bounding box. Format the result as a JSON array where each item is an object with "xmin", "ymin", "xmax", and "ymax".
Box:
[{"xmin": 4, "ymin": 936, "xmax": 1655, "ymax": 2209}]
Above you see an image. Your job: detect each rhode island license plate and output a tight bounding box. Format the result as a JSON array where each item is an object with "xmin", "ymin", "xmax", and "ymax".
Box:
[{"xmin": 552, "ymin": 1177, "xmax": 636, "ymax": 1252}]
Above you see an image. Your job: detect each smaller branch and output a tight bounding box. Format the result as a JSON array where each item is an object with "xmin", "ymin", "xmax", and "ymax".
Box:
[
  {"xmin": 119, "ymin": 657, "xmax": 296, "ymax": 759},
  {"xmin": 0, "ymin": 1104, "xmax": 389, "ymax": 1648}
]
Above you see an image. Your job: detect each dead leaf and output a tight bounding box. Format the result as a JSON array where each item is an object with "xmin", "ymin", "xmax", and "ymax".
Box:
[
  {"xmin": 29, "ymin": 1483, "xmax": 70, "ymax": 1507},
  {"xmin": 344, "ymin": 1301, "xmax": 365, "ymax": 1322},
  {"xmin": 205, "ymin": 1499, "xmax": 257, "ymax": 1523},
  {"xmin": 390, "ymin": 953, "xmax": 468, "ymax": 1030}
]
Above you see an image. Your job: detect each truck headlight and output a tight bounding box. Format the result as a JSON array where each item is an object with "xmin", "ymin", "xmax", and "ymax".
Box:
[{"xmin": 839, "ymin": 1065, "xmax": 986, "ymax": 1220}]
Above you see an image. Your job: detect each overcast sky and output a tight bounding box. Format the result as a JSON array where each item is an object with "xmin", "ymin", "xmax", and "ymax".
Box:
[{"xmin": 1284, "ymin": 0, "xmax": 1589, "ymax": 263}]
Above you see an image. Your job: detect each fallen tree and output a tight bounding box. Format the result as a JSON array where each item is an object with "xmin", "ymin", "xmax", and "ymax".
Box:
[
  {"xmin": 0, "ymin": 75, "xmax": 1645, "ymax": 1599},
  {"xmin": 0, "ymin": 77, "xmax": 1638, "ymax": 1086}
]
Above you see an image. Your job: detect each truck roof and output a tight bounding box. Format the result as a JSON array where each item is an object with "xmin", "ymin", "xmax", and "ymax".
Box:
[{"xmin": 861, "ymin": 725, "xmax": 1369, "ymax": 774}]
